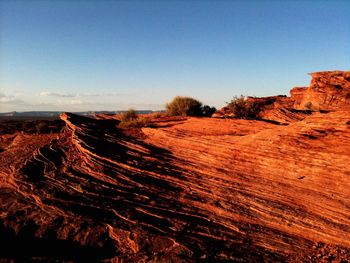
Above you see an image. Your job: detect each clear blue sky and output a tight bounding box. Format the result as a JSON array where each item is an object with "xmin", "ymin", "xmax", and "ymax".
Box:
[{"xmin": 0, "ymin": 0, "xmax": 349, "ymax": 112}]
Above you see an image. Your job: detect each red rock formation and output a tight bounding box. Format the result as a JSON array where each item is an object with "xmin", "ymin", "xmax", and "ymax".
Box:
[
  {"xmin": 290, "ymin": 87, "xmax": 308, "ymax": 108},
  {"xmin": 212, "ymin": 106, "xmax": 233, "ymax": 118},
  {"xmin": 247, "ymin": 95, "xmax": 295, "ymax": 111},
  {"xmin": 1, "ymin": 110, "xmax": 350, "ymax": 261},
  {"xmin": 292, "ymin": 71, "xmax": 350, "ymax": 110},
  {"xmin": 215, "ymin": 71, "xmax": 350, "ymax": 121}
]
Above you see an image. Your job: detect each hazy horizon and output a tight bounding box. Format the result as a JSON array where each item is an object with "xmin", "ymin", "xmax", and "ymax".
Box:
[{"xmin": 1, "ymin": 0, "xmax": 349, "ymax": 112}]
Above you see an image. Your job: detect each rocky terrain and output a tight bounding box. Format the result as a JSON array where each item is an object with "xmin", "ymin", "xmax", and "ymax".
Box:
[
  {"xmin": 214, "ymin": 71, "xmax": 350, "ymax": 123},
  {"xmin": 292, "ymin": 71, "xmax": 350, "ymax": 111},
  {"xmin": 0, "ymin": 71, "xmax": 350, "ymax": 262}
]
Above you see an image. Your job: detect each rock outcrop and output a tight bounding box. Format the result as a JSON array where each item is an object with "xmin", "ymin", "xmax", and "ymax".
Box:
[
  {"xmin": 292, "ymin": 71, "xmax": 350, "ymax": 110},
  {"xmin": 214, "ymin": 71, "xmax": 350, "ymax": 121}
]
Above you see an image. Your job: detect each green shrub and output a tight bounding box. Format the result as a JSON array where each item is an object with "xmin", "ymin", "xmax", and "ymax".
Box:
[
  {"xmin": 166, "ymin": 96, "xmax": 216, "ymax": 117},
  {"xmin": 166, "ymin": 96, "xmax": 203, "ymax": 116},
  {"xmin": 227, "ymin": 95, "xmax": 263, "ymax": 120},
  {"xmin": 201, "ymin": 105, "xmax": 217, "ymax": 117}
]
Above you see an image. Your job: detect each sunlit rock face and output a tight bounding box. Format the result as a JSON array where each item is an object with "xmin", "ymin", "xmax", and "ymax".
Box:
[{"xmin": 292, "ymin": 71, "xmax": 350, "ymax": 110}]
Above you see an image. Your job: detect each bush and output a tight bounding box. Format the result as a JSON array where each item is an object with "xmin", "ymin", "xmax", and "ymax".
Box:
[
  {"xmin": 120, "ymin": 109, "xmax": 137, "ymax": 122},
  {"xmin": 119, "ymin": 109, "xmax": 150, "ymax": 128},
  {"xmin": 166, "ymin": 96, "xmax": 203, "ymax": 116},
  {"xmin": 118, "ymin": 116, "xmax": 150, "ymax": 128},
  {"xmin": 227, "ymin": 95, "xmax": 263, "ymax": 120},
  {"xmin": 166, "ymin": 96, "xmax": 216, "ymax": 117},
  {"xmin": 150, "ymin": 111, "xmax": 165, "ymax": 118},
  {"xmin": 201, "ymin": 105, "xmax": 217, "ymax": 117}
]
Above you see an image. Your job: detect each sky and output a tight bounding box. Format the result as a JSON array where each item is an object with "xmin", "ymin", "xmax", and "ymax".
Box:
[{"xmin": 0, "ymin": 0, "xmax": 349, "ymax": 112}]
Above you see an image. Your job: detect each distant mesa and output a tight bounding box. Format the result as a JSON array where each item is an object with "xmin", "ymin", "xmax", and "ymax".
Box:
[{"xmin": 0, "ymin": 110, "xmax": 154, "ymax": 118}]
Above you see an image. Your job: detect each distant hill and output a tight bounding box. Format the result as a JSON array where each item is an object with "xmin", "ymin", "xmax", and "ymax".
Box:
[{"xmin": 0, "ymin": 110, "xmax": 154, "ymax": 117}]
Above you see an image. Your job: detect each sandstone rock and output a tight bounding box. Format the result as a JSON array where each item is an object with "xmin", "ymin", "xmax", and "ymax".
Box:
[
  {"xmin": 292, "ymin": 71, "xmax": 350, "ymax": 110},
  {"xmin": 214, "ymin": 71, "xmax": 350, "ymax": 121},
  {"xmin": 212, "ymin": 106, "xmax": 234, "ymax": 118},
  {"xmin": 290, "ymin": 87, "xmax": 308, "ymax": 107}
]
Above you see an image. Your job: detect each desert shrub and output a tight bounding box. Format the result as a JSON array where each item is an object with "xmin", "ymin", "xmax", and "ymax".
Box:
[
  {"xmin": 118, "ymin": 109, "xmax": 151, "ymax": 128},
  {"xmin": 120, "ymin": 109, "xmax": 137, "ymax": 122},
  {"xmin": 201, "ymin": 105, "xmax": 217, "ymax": 117},
  {"xmin": 118, "ymin": 116, "xmax": 150, "ymax": 128},
  {"xmin": 227, "ymin": 95, "xmax": 263, "ymax": 120},
  {"xmin": 166, "ymin": 96, "xmax": 216, "ymax": 117},
  {"xmin": 150, "ymin": 111, "xmax": 165, "ymax": 118},
  {"xmin": 166, "ymin": 96, "xmax": 203, "ymax": 116}
]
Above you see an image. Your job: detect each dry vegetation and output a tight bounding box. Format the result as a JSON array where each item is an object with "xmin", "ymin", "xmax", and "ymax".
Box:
[
  {"xmin": 118, "ymin": 109, "xmax": 151, "ymax": 128},
  {"xmin": 226, "ymin": 95, "xmax": 264, "ymax": 119},
  {"xmin": 166, "ymin": 96, "xmax": 216, "ymax": 117}
]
